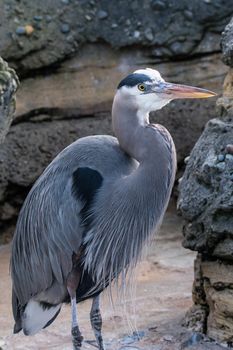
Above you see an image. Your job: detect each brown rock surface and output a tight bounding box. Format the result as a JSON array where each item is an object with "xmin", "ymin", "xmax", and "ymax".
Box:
[
  {"xmin": 195, "ymin": 258, "xmax": 233, "ymax": 344},
  {"xmin": 15, "ymin": 45, "xmax": 223, "ymax": 120}
]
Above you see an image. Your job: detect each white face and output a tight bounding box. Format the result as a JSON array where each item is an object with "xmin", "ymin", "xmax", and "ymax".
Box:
[
  {"xmin": 117, "ymin": 67, "xmax": 216, "ymax": 116},
  {"xmin": 118, "ymin": 68, "xmax": 172, "ymax": 115}
]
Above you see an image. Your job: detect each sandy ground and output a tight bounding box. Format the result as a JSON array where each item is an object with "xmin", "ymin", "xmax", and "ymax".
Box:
[{"xmin": 0, "ymin": 205, "xmax": 226, "ymax": 350}]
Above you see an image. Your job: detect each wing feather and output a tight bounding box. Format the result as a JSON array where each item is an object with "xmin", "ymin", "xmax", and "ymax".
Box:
[
  {"xmin": 11, "ymin": 135, "xmax": 135, "ymax": 313},
  {"xmin": 11, "ymin": 166, "xmax": 84, "ymax": 306}
]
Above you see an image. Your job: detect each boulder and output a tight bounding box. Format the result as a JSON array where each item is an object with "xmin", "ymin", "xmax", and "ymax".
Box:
[
  {"xmin": 178, "ymin": 17, "xmax": 233, "ymax": 344},
  {"xmin": 178, "ymin": 117, "xmax": 233, "ymax": 253}
]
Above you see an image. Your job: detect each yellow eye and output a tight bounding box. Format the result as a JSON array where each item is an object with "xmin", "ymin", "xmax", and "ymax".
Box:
[{"xmin": 138, "ymin": 84, "xmax": 145, "ymax": 91}]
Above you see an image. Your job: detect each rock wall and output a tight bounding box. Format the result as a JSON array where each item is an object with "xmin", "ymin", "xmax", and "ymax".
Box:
[
  {"xmin": 1, "ymin": 0, "xmax": 232, "ymax": 73},
  {"xmin": 178, "ymin": 18, "xmax": 233, "ymax": 345},
  {"xmin": 0, "ymin": 0, "xmax": 231, "ymax": 237}
]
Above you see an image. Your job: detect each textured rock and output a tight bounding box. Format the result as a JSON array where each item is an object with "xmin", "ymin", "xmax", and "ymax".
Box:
[
  {"xmin": 192, "ymin": 254, "xmax": 207, "ymax": 307},
  {"xmin": 184, "ymin": 255, "xmax": 233, "ymax": 344},
  {"xmin": 202, "ymin": 259, "xmax": 233, "ymax": 343},
  {"xmin": 178, "ymin": 62, "xmax": 233, "ymax": 251},
  {"xmin": 0, "ymin": 57, "xmax": 18, "ymax": 143},
  {"xmin": 0, "ymin": 0, "xmax": 232, "ymax": 73},
  {"xmin": 178, "ymin": 118, "xmax": 233, "ymax": 254},
  {"xmin": 15, "ymin": 45, "xmax": 223, "ymax": 120},
  {"xmin": 221, "ymin": 17, "xmax": 233, "ymax": 67},
  {"xmin": 178, "ymin": 17, "xmax": 233, "ymax": 344},
  {"xmin": 183, "ymin": 254, "xmax": 208, "ymax": 334}
]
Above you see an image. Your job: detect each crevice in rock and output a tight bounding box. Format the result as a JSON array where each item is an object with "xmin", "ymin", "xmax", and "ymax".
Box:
[
  {"xmin": 16, "ymin": 61, "xmax": 63, "ymax": 80},
  {"xmin": 13, "ymin": 108, "xmax": 103, "ymax": 125},
  {"xmin": 16, "ymin": 47, "xmax": 223, "ymax": 82}
]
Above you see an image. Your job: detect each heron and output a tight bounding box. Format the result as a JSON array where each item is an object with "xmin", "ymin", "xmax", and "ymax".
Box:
[{"xmin": 11, "ymin": 68, "xmax": 216, "ymax": 350}]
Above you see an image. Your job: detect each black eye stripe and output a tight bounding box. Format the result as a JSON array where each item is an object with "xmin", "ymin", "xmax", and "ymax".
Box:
[{"xmin": 117, "ymin": 73, "xmax": 152, "ymax": 89}]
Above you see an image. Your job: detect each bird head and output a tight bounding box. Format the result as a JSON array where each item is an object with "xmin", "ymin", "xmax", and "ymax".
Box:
[{"xmin": 117, "ymin": 68, "xmax": 217, "ymax": 114}]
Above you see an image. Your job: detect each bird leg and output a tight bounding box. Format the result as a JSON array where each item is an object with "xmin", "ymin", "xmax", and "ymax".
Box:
[
  {"xmin": 90, "ymin": 295, "xmax": 105, "ymax": 350},
  {"xmin": 67, "ymin": 268, "xmax": 83, "ymax": 350}
]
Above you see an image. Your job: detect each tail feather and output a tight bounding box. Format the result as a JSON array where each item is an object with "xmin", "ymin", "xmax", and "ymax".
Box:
[
  {"xmin": 43, "ymin": 307, "xmax": 61, "ymax": 329},
  {"xmin": 12, "ymin": 290, "xmax": 22, "ymax": 334},
  {"xmin": 22, "ymin": 299, "xmax": 61, "ymax": 335}
]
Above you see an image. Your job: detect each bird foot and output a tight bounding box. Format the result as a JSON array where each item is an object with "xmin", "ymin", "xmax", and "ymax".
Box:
[
  {"xmin": 72, "ymin": 326, "xmax": 83, "ymax": 349},
  {"xmin": 85, "ymin": 340, "xmax": 99, "ymax": 348},
  {"xmin": 85, "ymin": 339, "xmax": 105, "ymax": 350}
]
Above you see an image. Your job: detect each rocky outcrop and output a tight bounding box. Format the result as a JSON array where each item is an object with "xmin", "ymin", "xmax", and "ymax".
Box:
[
  {"xmin": 0, "ymin": 57, "xmax": 18, "ymax": 144},
  {"xmin": 179, "ymin": 117, "xmax": 233, "ymax": 254},
  {"xmin": 1, "ymin": 0, "xmax": 232, "ymax": 74},
  {"xmin": 178, "ymin": 18, "xmax": 233, "ymax": 344}
]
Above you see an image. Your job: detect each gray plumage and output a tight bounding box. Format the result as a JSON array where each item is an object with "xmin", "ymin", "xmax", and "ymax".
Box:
[
  {"xmin": 10, "ymin": 68, "xmax": 216, "ymax": 349},
  {"xmin": 12, "ymin": 136, "xmax": 136, "ymax": 303}
]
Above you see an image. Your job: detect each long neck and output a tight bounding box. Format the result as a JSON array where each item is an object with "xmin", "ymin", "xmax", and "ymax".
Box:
[
  {"xmin": 112, "ymin": 92, "xmax": 149, "ymax": 161},
  {"xmin": 84, "ymin": 93, "xmax": 176, "ymax": 285},
  {"xmin": 112, "ymin": 91, "xmax": 176, "ymax": 227},
  {"xmin": 112, "ymin": 91, "xmax": 175, "ymax": 168}
]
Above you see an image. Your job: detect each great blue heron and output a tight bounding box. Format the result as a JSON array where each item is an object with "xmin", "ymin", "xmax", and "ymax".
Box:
[{"xmin": 11, "ymin": 68, "xmax": 216, "ymax": 350}]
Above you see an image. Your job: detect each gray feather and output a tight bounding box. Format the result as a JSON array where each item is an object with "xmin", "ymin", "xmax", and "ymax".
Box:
[
  {"xmin": 11, "ymin": 135, "xmax": 136, "ymax": 308},
  {"xmin": 83, "ymin": 125, "xmax": 176, "ymax": 295}
]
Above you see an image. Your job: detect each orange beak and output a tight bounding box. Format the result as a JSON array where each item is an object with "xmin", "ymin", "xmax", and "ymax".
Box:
[{"xmin": 155, "ymin": 82, "xmax": 217, "ymax": 99}]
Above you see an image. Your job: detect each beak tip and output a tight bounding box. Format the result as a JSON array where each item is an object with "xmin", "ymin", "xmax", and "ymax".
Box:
[
  {"xmin": 204, "ymin": 91, "xmax": 218, "ymax": 98},
  {"xmin": 207, "ymin": 91, "xmax": 218, "ymax": 97}
]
